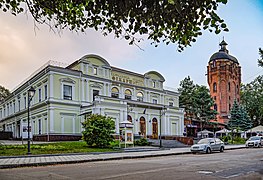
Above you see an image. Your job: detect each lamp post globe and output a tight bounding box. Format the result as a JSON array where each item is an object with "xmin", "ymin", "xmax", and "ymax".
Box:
[{"xmin": 27, "ymin": 86, "xmax": 35, "ymax": 155}]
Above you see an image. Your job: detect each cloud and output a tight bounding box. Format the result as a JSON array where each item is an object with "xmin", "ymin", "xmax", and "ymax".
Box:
[{"xmin": 0, "ymin": 12, "xmax": 144, "ymax": 90}]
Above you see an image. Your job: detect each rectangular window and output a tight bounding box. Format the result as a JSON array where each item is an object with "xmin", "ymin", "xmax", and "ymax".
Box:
[
  {"xmin": 169, "ymin": 102, "xmax": 174, "ymax": 107},
  {"xmin": 13, "ymin": 102, "xmax": 15, "ymax": 113},
  {"xmin": 93, "ymin": 90, "xmax": 99, "ymax": 101},
  {"xmin": 125, "ymin": 95, "xmax": 132, "ymax": 100},
  {"xmin": 24, "ymin": 96, "xmax": 27, "ymax": 109},
  {"xmin": 94, "ymin": 67, "xmax": 98, "ymax": 75},
  {"xmin": 44, "ymin": 85, "xmax": 48, "ymax": 100},
  {"xmin": 39, "ymin": 88, "xmax": 42, "ymax": 102},
  {"xmin": 111, "ymin": 93, "xmax": 119, "ymax": 98},
  {"xmin": 38, "ymin": 119, "xmax": 42, "ymax": 134},
  {"xmin": 63, "ymin": 85, "xmax": 72, "ymax": 100},
  {"xmin": 153, "ymin": 99, "xmax": 157, "ymax": 104},
  {"xmin": 18, "ymin": 100, "xmax": 20, "ymax": 111},
  {"xmin": 137, "ymin": 97, "xmax": 143, "ymax": 102}
]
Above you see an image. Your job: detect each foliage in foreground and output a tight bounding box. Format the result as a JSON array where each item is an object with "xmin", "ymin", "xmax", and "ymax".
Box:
[
  {"xmin": 258, "ymin": 48, "xmax": 263, "ymax": 67},
  {"xmin": 82, "ymin": 114, "xmax": 115, "ymax": 148},
  {"xmin": 0, "ymin": 85, "xmax": 10, "ymax": 102},
  {"xmin": 0, "ymin": 0, "xmax": 228, "ymax": 51}
]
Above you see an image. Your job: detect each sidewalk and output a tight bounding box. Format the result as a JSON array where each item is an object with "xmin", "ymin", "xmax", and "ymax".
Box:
[{"xmin": 0, "ymin": 144, "xmax": 245, "ymax": 169}]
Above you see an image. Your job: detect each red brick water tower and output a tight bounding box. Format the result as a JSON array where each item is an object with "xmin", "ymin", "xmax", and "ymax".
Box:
[{"xmin": 207, "ymin": 40, "xmax": 241, "ymax": 125}]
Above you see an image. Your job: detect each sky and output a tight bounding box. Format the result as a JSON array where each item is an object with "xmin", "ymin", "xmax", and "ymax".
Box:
[{"xmin": 0, "ymin": 0, "xmax": 263, "ymax": 92}]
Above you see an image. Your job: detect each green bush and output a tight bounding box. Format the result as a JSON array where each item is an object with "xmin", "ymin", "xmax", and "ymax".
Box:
[
  {"xmin": 134, "ymin": 138, "xmax": 150, "ymax": 146},
  {"xmin": 220, "ymin": 135, "xmax": 231, "ymax": 143},
  {"xmin": 82, "ymin": 114, "xmax": 115, "ymax": 148},
  {"xmin": 233, "ymin": 137, "xmax": 246, "ymax": 144}
]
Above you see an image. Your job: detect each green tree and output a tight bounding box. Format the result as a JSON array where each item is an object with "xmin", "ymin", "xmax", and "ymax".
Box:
[
  {"xmin": 239, "ymin": 105, "xmax": 252, "ymax": 131},
  {"xmin": 228, "ymin": 99, "xmax": 241, "ymax": 130},
  {"xmin": 82, "ymin": 114, "xmax": 115, "ymax": 148},
  {"xmin": 228, "ymin": 100, "xmax": 252, "ymax": 132},
  {"xmin": 178, "ymin": 76, "xmax": 196, "ymax": 116},
  {"xmin": 178, "ymin": 77, "xmax": 217, "ymax": 125},
  {"xmin": 193, "ymin": 85, "xmax": 217, "ymax": 128},
  {"xmin": 0, "ymin": 85, "xmax": 10, "ymax": 102},
  {"xmin": 0, "ymin": 0, "xmax": 229, "ymax": 51},
  {"xmin": 240, "ymin": 75, "xmax": 263, "ymax": 126},
  {"xmin": 258, "ymin": 48, "xmax": 263, "ymax": 67}
]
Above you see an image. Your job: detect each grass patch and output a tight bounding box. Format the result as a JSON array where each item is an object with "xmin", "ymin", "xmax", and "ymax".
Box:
[{"xmin": 0, "ymin": 141, "xmax": 117, "ymax": 156}]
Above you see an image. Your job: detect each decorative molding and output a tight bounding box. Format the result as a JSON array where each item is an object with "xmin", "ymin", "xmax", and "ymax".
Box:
[{"xmin": 59, "ymin": 78, "xmax": 76, "ymax": 84}]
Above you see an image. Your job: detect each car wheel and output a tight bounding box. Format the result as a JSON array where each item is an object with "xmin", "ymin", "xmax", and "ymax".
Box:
[
  {"xmin": 220, "ymin": 146, "xmax": 224, "ymax": 152},
  {"xmin": 206, "ymin": 147, "xmax": 211, "ymax": 154}
]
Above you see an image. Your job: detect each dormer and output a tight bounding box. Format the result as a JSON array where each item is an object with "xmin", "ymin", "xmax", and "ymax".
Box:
[
  {"xmin": 144, "ymin": 71, "xmax": 165, "ymax": 90},
  {"xmin": 67, "ymin": 54, "xmax": 112, "ymax": 79}
]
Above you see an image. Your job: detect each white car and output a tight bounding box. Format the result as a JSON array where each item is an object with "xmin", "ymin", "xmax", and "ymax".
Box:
[
  {"xmin": 190, "ymin": 138, "xmax": 225, "ymax": 154},
  {"xmin": 245, "ymin": 136, "xmax": 263, "ymax": 148}
]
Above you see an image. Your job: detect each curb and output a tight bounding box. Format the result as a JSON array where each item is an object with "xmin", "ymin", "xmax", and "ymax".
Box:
[
  {"xmin": 0, "ymin": 151, "xmax": 191, "ymax": 169},
  {"xmin": 0, "ymin": 146, "xmax": 246, "ymax": 169}
]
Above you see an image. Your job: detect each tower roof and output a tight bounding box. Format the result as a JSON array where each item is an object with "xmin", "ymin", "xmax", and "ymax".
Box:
[{"xmin": 209, "ymin": 40, "xmax": 238, "ymax": 64}]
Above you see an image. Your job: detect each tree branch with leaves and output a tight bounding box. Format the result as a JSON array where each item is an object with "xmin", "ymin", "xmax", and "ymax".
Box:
[{"xmin": 1, "ymin": 0, "xmax": 229, "ymax": 51}]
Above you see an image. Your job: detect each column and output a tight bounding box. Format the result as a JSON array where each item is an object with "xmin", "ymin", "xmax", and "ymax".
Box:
[
  {"xmin": 49, "ymin": 108, "xmax": 54, "ymax": 133},
  {"xmin": 49, "ymin": 73, "xmax": 54, "ymax": 99}
]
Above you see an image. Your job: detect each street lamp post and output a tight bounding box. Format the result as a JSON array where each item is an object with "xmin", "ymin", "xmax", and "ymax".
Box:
[
  {"xmin": 27, "ymin": 86, "xmax": 35, "ymax": 155},
  {"xmin": 160, "ymin": 108, "xmax": 167, "ymax": 148},
  {"xmin": 228, "ymin": 114, "xmax": 233, "ymax": 144}
]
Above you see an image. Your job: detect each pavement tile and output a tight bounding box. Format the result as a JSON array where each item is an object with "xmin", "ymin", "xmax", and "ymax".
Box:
[{"xmin": 0, "ymin": 145, "xmax": 246, "ymax": 169}]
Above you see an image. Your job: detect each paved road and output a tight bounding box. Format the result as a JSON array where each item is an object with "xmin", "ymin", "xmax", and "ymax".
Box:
[
  {"xmin": 0, "ymin": 148, "xmax": 262, "ymax": 180},
  {"xmin": 0, "ymin": 144, "xmax": 244, "ymax": 169}
]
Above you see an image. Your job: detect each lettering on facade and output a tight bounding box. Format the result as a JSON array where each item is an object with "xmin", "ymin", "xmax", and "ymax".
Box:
[{"xmin": 112, "ymin": 72, "xmax": 144, "ymax": 86}]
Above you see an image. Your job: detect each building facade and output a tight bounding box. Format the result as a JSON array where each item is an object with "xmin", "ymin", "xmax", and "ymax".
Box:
[
  {"xmin": 207, "ymin": 40, "xmax": 241, "ymax": 125},
  {"xmin": 0, "ymin": 54, "xmax": 184, "ymax": 141}
]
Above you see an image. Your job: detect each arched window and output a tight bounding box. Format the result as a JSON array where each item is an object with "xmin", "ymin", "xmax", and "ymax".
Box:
[
  {"xmin": 127, "ymin": 115, "xmax": 132, "ymax": 123},
  {"xmin": 125, "ymin": 89, "xmax": 132, "ymax": 100},
  {"xmin": 228, "ymin": 82, "xmax": 231, "ymax": 92},
  {"xmin": 213, "ymin": 82, "xmax": 217, "ymax": 93},
  {"xmin": 137, "ymin": 92, "xmax": 143, "ymax": 101},
  {"xmin": 111, "ymin": 87, "xmax": 119, "ymax": 98},
  {"xmin": 214, "ymin": 104, "xmax": 218, "ymax": 111}
]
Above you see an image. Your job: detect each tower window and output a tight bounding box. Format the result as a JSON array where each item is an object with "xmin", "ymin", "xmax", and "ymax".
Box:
[
  {"xmin": 228, "ymin": 82, "xmax": 231, "ymax": 92},
  {"xmin": 213, "ymin": 82, "xmax": 217, "ymax": 93},
  {"xmin": 214, "ymin": 104, "xmax": 218, "ymax": 111}
]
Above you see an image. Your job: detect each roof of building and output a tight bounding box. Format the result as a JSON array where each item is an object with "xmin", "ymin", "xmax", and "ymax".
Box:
[{"xmin": 209, "ymin": 40, "xmax": 239, "ymax": 64}]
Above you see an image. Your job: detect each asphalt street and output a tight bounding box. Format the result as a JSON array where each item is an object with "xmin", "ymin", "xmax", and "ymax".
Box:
[{"xmin": 0, "ymin": 148, "xmax": 262, "ymax": 180}]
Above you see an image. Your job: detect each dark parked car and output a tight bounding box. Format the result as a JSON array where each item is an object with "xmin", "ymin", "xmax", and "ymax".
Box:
[{"xmin": 190, "ymin": 138, "xmax": 225, "ymax": 154}]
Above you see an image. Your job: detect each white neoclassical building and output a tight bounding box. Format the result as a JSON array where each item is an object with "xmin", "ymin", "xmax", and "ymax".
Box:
[{"xmin": 0, "ymin": 54, "xmax": 184, "ymax": 141}]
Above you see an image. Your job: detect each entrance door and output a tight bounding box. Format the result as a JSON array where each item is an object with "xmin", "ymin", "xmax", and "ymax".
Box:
[
  {"xmin": 152, "ymin": 118, "xmax": 158, "ymax": 139},
  {"xmin": 139, "ymin": 117, "xmax": 146, "ymax": 137}
]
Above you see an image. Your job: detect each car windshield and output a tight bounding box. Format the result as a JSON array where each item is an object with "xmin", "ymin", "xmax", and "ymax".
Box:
[
  {"xmin": 249, "ymin": 136, "xmax": 260, "ymax": 141},
  {"xmin": 197, "ymin": 139, "xmax": 210, "ymax": 144}
]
